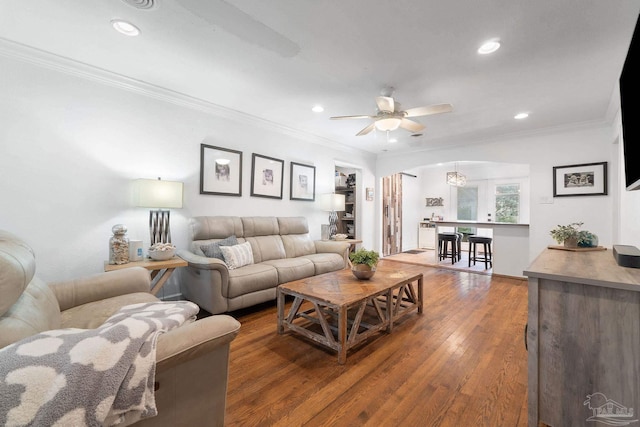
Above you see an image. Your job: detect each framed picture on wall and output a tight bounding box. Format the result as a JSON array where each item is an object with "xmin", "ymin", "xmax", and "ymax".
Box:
[
  {"xmin": 200, "ymin": 144, "xmax": 242, "ymax": 196},
  {"xmin": 553, "ymin": 161, "xmax": 608, "ymax": 197},
  {"xmin": 290, "ymin": 162, "xmax": 315, "ymax": 201},
  {"xmin": 250, "ymin": 153, "xmax": 284, "ymax": 199}
]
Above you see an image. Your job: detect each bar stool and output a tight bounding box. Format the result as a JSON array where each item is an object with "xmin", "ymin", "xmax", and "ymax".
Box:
[
  {"xmin": 438, "ymin": 233, "xmax": 459, "ymax": 264},
  {"xmin": 468, "ymin": 236, "xmax": 493, "ymax": 269}
]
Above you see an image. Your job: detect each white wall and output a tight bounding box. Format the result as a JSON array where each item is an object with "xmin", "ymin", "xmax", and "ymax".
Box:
[
  {"xmin": 0, "ymin": 54, "xmax": 376, "ymax": 297},
  {"xmin": 377, "ymin": 124, "xmax": 616, "ymax": 264},
  {"xmin": 400, "ymin": 172, "xmax": 421, "ymax": 250}
]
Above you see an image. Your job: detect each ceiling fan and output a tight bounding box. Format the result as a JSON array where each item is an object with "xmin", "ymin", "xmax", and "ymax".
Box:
[{"xmin": 330, "ymin": 94, "xmax": 453, "ymax": 136}]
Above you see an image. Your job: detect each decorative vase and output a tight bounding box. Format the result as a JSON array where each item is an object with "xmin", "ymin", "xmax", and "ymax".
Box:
[
  {"xmin": 109, "ymin": 224, "xmax": 130, "ymax": 265},
  {"xmin": 351, "ymin": 264, "xmax": 376, "ymax": 280},
  {"xmin": 563, "ymin": 237, "xmax": 578, "ymax": 248}
]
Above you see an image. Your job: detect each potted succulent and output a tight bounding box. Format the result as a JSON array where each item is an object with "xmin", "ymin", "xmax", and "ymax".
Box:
[
  {"xmin": 550, "ymin": 222, "xmax": 597, "ymax": 248},
  {"xmin": 349, "ymin": 248, "xmax": 380, "ymax": 280}
]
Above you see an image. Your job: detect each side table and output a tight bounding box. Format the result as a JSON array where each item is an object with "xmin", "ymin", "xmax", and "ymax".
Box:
[{"xmin": 104, "ymin": 257, "xmax": 188, "ymax": 296}]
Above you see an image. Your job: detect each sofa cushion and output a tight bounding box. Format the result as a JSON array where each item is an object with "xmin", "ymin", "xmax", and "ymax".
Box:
[
  {"xmin": 0, "ymin": 277, "xmax": 61, "ymax": 350},
  {"xmin": 60, "ymin": 292, "xmax": 158, "ymax": 329},
  {"xmin": 277, "ymin": 217, "xmax": 309, "ymax": 235},
  {"xmin": 220, "ymin": 242, "xmax": 254, "ymax": 270},
  {"xmin": 191, "ymin": 216, "xmax": 244, "ymax": 241},
  {"xmin": 245, "ymin": 236, "xmax": 286, "ymax": 263},
  {"xmin": 0, "ymin": 230, "xmax": 37, "ymax": 316},
  {"xmin": 301, "ymin": 253, "xmax": 346, "ymax": 275},
  {"xmin": 200, "ymin": 235, "xmax": 238, "ymax": 260},
  {"xmin": 281, "ymin": 234, "xmax": 316, "ymax": 258},
  {"xmin": 242, "ymin": 217, "xmax": 279, "ymax": 237},
  {"xmin": 262, "ymin": 258, "xmax": 315, "ymax": 283},
  {"xmin": 226, "ymin": 264, "xmax": 278, "ymax": 298}
]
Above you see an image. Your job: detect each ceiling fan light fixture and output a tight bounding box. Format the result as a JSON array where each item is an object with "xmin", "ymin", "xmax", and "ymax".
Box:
[
  {"xmin": 374, "ymin": 117, "xmax": 402, "ymax": 132},
  {"xmin": 478, "ymin": 39, "xmax": 500, "ymax": 55}
]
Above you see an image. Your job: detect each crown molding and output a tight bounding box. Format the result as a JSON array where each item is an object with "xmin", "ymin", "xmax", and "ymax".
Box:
[
  {"xmin": 0, "ymin": 37, "xmax": 363, "ymax": 154},
  {"xmin": 378, "ymin": 117, "xmax": 613, "ymax": 160}
]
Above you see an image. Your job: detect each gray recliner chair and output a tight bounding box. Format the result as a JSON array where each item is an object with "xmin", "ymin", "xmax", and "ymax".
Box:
[{"xmin": 0, "ymin": 230, "xmax": 240, "ymax": 426}]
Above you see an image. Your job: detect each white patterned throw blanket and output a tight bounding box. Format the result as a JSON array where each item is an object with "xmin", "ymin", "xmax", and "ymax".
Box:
[{"xmin": 0, "ymin": 301, "xmax": 199, "ymax": 427}]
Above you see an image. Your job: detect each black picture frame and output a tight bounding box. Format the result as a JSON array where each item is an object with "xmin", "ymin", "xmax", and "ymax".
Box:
[
  {"xmin": 250, "ymin": 153, "xmax": 284, "ymax": 199},
  {"xmin": 200, "ymin": 144, "xmax": 243, "ymax": 196},
  {"xmin": 290, "ymin": 162, "xmax": 316, "ymax": 201},
  {"xmin": 553, "ymin": 161, "xmax": 608, "ymax": 197}
]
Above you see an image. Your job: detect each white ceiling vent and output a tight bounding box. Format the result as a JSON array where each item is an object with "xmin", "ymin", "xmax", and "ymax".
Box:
[{"xmin": 121, "ymin": 0, "xmax": 155, "ymax": 10}]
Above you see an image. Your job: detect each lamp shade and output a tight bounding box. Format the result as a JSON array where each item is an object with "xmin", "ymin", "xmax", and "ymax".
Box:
[
  {"xmin": 133, "ymin": 178, "xmax": 183, "ymax": 208},
  {"xmin": 446, "ymin": 172, "xmax": 467, "ymax": 187},
  {"xmin": 319, "ymin": 193, "xmax": 345, "ymax": 211}
]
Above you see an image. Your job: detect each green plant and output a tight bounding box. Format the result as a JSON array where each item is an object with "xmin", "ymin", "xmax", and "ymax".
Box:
[
  {"xmin": 549, "ymin": 222, "xmax": 583, "ymax": 244},
  {"xmin": 549, "ymin": 222, "xmax": 596, "ymax": 245},
  {"xmin": 349, "ymin": 248, "xmax": 379, "ymax": 268}
]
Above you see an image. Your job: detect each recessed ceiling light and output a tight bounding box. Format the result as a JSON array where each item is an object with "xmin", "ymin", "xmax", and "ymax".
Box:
[
  {"xmin": 388, "ymin": 138, "xmax": 398, "ymax": 143},
  {"xmin": 478, "ymin": 39, "xmax": 500, "ymax": 55},
  {"xmin": 514, "ymin": 112, "xmax": 529, "ymax": 120},
  {"xmin": 312, "ymin": 105, "xmax": 324, "ymax": 113},
  {"xmin": 111, "ymin": 19, "xmax": 141, "ymax": 36}
]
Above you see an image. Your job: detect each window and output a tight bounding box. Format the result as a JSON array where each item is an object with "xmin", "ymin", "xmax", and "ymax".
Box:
[
  {"xmin": 457, "ymin": 186, "xmax": 478, "ymax": 221},
  {"xmin": 495, "ymin": 184, "xmax": 520, "ymax": 223}
]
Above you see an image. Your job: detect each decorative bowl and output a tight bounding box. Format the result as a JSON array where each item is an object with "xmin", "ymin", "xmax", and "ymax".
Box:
[
  {"xmin": 351, "ymin": 264, "xmax": 376, "ymax": 280},
  {"xmin": 148, "ymin": 244, "xmax": 176, "ymax": 261},
  {"xmin": 334, "ymin": 234, "xmax": 348, "ymax": 241}
]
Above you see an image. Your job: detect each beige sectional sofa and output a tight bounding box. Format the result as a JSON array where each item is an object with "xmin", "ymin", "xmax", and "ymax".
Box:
[{"xmin": 178, "ymin": 216, "xmax": 350, "ymax": 314}]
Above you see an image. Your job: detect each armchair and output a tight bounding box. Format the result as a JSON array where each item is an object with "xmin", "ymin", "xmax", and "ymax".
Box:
[{"xmin": 0, "ymin": 230, "xmax": 240, "ymax": 426}]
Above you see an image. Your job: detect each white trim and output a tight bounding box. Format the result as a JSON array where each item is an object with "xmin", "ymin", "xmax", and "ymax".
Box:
[{"xmin": 0, "ymin": 37, "xmax": 362, "ymax": 154}]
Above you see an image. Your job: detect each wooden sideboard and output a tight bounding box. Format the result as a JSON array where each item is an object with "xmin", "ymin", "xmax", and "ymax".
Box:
[{"xmin": 525, "ymin": 248, "xmax": 640, "ymax": 427}]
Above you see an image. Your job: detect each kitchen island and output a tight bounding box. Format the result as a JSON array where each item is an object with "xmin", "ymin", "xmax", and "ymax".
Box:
[{"xmin": 432, "ymin": 220, "xmax": 529, "ymax": 278}]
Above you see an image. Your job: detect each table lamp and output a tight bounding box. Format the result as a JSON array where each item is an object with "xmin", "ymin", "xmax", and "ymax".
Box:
[
  {"xmin": 319, "ymin": 193, "xmax": 345, "ymax": 239},
  {"xmin": 133, "ymin": 178, "xmax": 183, "ymax": 245}
]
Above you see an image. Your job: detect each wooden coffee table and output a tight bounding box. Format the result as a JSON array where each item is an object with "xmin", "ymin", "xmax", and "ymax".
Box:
[{"xmin": 277, "ymin": 261, "xmax": 423, "ymax": 364}]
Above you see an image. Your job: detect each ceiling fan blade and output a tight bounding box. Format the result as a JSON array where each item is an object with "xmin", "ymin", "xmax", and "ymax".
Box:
[
  {"xmin": 400, "ymin": 118, "xmax": 426, "ymax": 133},
  {"xmin": 404, "ymin": 103, "xmax": 453, "ymax": 117},
  {"xmin": 356, "ymin": 123, "xmax": 376, "ymax": 136},
  {"xmin": 376, "ymin": 96, "xmax": 395, "ymax": 113},
  {"xmin": 330, "ymin": 115, "xmax": 373, "ymax": 120}
]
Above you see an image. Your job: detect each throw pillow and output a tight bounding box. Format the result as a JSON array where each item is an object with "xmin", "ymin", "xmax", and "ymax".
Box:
[
  {"xmin": 200, "ymin": 235, "xmax": 238, "ymax": 260},
  {"xmin": 220, "ymin": 241, "xmax": 254, "ymax": 270}
]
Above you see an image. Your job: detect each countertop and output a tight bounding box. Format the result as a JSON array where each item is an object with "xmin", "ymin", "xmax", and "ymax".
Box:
[
  {"xmin": 431, "ymin": 220, "xmax": 529, "ymax": 227},
  {"xmin": 524, "ymin": 248, "xmax": 640, "ymax": 291}
]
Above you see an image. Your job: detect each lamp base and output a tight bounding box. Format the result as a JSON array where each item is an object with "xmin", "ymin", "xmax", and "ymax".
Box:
[
  {"xmin": 150, "ymin": 209, "xmax": 171, "ymax": 245},
  {"xmin": 328, "ymin": 210, "xmax": 338, "ymax": 239}
]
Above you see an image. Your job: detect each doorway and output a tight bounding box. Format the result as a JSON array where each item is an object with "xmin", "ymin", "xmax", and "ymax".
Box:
[{"xmin": 382, "ymin": 173, "xmax": 402, "ymax": 256}]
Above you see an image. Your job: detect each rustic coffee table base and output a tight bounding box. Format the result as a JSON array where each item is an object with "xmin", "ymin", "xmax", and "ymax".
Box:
[{"xmin": 277, "ymin": 270, "xmax": 423, "ymax": 364}]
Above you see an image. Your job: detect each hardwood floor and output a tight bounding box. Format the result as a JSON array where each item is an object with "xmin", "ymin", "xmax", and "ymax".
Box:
[{"xmin": 224, "ymin": 260, "xmax": 528, "ymax": 427}]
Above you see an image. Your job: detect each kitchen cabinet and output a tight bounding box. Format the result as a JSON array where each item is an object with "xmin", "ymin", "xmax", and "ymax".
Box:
[{"xmin": 418, "ymin": 221, "xmax": 436, "ymax": 249}]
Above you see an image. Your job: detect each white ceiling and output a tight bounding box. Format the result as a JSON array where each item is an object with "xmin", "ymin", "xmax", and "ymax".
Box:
[{"xmin": 1, "ymin": 0, "xmax": 639, "ymax": 154}]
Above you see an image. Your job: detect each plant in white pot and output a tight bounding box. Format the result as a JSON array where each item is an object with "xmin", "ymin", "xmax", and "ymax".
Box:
[
  {"xmin": 349, "ymin": 248, "xmax": 380, "ymax": 280},
  {"xmin": 550, "ymin": 222, "xmax": 597, "ymax": 248}
]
